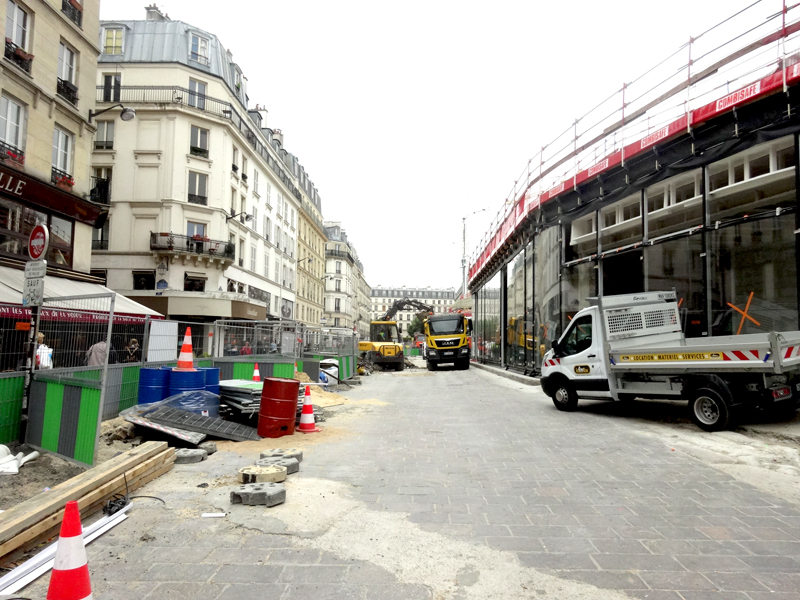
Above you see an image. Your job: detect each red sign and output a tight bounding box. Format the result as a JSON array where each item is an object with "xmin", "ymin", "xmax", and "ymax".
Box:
[{"xmin": 28, "ymin": 224, "xmax": 49, "ymax": 260}]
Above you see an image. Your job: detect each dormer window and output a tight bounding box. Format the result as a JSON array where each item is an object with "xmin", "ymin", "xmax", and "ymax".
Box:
[
  {"xmin": 104, "ymin": 28, "xmax": 123, "ymax": 54},
  {"xmin": 190, "ymin": 34, "xmax": 209, "ymax": 66}
]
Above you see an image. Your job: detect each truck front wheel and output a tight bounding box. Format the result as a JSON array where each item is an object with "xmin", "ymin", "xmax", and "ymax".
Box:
[
  {"xmin": 427, "ymin": 360, "xmax": 437, "ymax": 371},
  {"xmin": 552, "ymin": 380, "xmax": 578, "ymax": 412},
  {"xmin": 689, "ymin": 387, "xmax": 732, "ymax": 432}
]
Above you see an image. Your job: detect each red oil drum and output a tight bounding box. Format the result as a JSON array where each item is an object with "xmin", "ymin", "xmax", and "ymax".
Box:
[{"xmin": 258, "ymin": 377, "xmax": 300, "ymax": 438}]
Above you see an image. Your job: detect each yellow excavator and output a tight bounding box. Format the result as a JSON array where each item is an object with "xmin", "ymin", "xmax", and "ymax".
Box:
[{"xmin": 359, "ymin": 298, "xmax": 433, "ymax": 371}]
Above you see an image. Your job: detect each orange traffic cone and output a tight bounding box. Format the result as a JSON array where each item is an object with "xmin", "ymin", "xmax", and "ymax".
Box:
[
  {"xmin": 176, "ymin": 327, "xmax": 195, "ymax": 370},
  {"xmin": 47, "ymin": 500, "xmax": 92, "ymax": 600},
  {"xmin": 298, "ymin": 385, "xmax": 320, "ymax": 433},
  {"xmin": 294, "ymin": 362, "xmax": 298, "ymax": 376},
  {"xmin": 253, "ymin": 363, "xmax": 261, "ymax": 382}
]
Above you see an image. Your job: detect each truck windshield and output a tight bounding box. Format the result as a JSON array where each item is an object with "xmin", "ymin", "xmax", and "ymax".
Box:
[{"xmin": 429, "ymin": 318, "xmax": 464, "ymax": 335}]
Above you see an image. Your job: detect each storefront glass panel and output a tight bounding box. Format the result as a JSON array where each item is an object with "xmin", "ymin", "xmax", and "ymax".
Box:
[
  {"xmin": 506, "ymin": 250, "xmax": 526, "ymax": 368},
  {"xmin": 562, "ymin": 261, "xmax": 596, "ymax": 323},
  {"xmin": 646, "ymin": 234, "xmax": 705, "ymax": 337},
  {"xmin": 602, "ymin": 249, "xmax": 644, "ymax": 296},
  {"xmin": 534, "ymin": 226, "xmax": 560, "ymax": 369},
  {"xmin": 525, "ymin": 241, "xmax": 534, "ymax": 371},
  {"xmin": 565, "ymin": 213, "xmax": 596, "ymax": 263},
  {"xmin": 710, "ymin": 214, "xmax": 798, "ymax": 335},
  {"xmin": 477, "ymin": 272, "xmax": 502, "ymax": 363}
]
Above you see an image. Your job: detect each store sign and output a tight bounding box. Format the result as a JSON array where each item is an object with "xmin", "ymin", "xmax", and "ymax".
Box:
[
  {"xmin": 281, "ymin": 298, "xmax": 293, "ymax": 319},
  {"xmin": 28, "ymin": 225, "xmax": 49, "ymax": 260},
  {"xmin": 231, "ymin": 300, "xmax": 266, "ymax": 320}
]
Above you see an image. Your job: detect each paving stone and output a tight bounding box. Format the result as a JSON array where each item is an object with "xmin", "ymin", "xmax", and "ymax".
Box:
[
  {"xmin": 213, "ymin": 564, "xmax": 284, "ymax": 583},
  {"xmin": 255, "ymin": 456, "xmax": 300, "ymax": 474},
  {"xmin": 551, "ymin": 569, "xmax": 646, "ymax": 589},
  {"xmin": 141, "ymin": 562, "xmax": 219, "ymax": 582},
  {"xmin": 279, "ymin": 584, "xmax": 364, "ymax": 600},
  {"xmin": 260, "ymin": 447, "xmax": 303, "ymax": 462},
  {"xmin": 639, "ymin": 571, "xmax": 718, "ymax": 590},
  {"xmin": 215, "ymin": 584, "xmax": 288, "ymax": 600},
  {"xmin": 592, "ymin": 553, "xmax": 685, "ymax": 571},
  {"xmin": 174, "ymin": 448, "xmax": 208, "ymax": 464},
  {"xmin": 516, "ymin": 552, "xmax": 597, "ymax": 570},
  {"xmin": 142, "ymin": 582, "xmax": 225, "ymax": 600},
  {"xmin": 237, "ymin": 464, "xmax": 288, "ymax": 483},
  {"xmin": 703, "ymin": 572, "xmax": 770, "ymax": 591},
  {"xmin": 230, "ymin": 482, "xmax": 286, "ymax": 506}
]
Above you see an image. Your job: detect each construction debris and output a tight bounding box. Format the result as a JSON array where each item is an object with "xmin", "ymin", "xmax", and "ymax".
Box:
[
  {"xmin": 198, "ymin": 442, "xmax": 217, "ymax": 455},
  {"xmin": 230, "ymin": 482, "xmax": 285, "ymax": 506},
  {"xmin": 237, "ymin": 465, "xmax": 287, "ymax": 484},
  {"xmin": 146, "ymin": 407, "xmax": 260, "ymax": 442},
  {"xmin": 174, "ymin": 449, "xmax": 207, "ymax": 464},
  {"xmin": 255, "ymin": 457, "xmax": 299, "ymax": 474},
  {"xmin": 259, "ymin": 448, "xmax": 303, "ymax": 462}
]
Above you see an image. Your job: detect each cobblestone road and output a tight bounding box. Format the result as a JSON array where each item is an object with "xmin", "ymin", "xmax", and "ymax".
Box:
[{"xmin": 20, "ymin": 364, "xmax": 800, "ymax": 599}]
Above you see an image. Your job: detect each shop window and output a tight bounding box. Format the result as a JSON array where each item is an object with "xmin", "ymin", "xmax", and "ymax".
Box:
[
  {"xmin": 534, "ymin": 227, "xmax": 561, "ymax": 367},
  {"xmin": 562, "ymin": 260, "xmax": 596, "ymax": 333},
  {"xmin": 133, "ymin": 270, "xmax": 155, "ymax": 290},
  {"xmin": 646, "ymin": 235, "xmax": 705, "ymax": 337},
  {"xmin": 524, "ymin": 242, "xmax": 534, "ymax": 370},
  {"xmin": 710, "ymin": 214, "xmax": 797, "ymax": 335},
  {"xmin": 506, "ymin": 251, "xmax": 527, "ymax": 368}
]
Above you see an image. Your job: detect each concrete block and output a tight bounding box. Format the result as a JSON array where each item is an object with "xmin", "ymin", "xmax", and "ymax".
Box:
[
  {"xmin": 259, "ymin": 448, "xmax": 303, "ymax": 462},
  {"xmin": 238, "ymin": 465, "xmax": 287, "ymax": 484},
  {"xmin": 199, "ymin": 441, "xmax": 217, "ymax": 455},
  {"xmin": 230, "ymin": 482, "xmax": 286, "ymax": 506},
  {"xmin": 174, "ymin": 448, "xmax": 208, "ymax": 464},
  {"xmin": 255, "ymin": 457, "xmax": 299, "ymax": 474}
]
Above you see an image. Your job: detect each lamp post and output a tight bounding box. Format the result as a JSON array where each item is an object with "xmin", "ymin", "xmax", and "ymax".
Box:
[
  {"xmin": 88, "ymin": 104, "xmax": 136, "ymax": 123},
  {"xmin": 462, "ymin": 208, "xmax": 487, "ymax": 299}
]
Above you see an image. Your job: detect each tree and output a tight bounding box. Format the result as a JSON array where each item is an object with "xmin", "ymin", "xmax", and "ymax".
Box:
[{"xmin": 407, "ymin": 313, "xmax": 426, "ymax": 338}]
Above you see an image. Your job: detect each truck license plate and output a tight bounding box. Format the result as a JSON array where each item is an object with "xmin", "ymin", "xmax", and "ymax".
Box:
[{"xmin": 443, "ymin": 351, "xmax": 454, "ymax": 356}]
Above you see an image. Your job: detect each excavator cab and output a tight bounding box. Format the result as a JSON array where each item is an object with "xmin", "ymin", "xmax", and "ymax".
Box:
[{"xmin": 371, "ymin": 322, "xmax": 399, "ymax": 343}]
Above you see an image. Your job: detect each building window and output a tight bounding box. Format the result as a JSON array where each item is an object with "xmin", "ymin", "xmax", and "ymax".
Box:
[
  {"xmin": 184, "ymin": 273, "xmax": 206, "ymax": 292},
  {"xmin": 104, "ymin": 28, "xmax": 123, "ymax": 54},
  {"xmin": 335, "ymin": 279, "xmax": 341, "ymax": 292},
  {"xmin": 335, "ymin": 298, "xmax": 341, "ymax": 312},
  {"xmin": 91, "ymin": 166, "xmax": 112, "ymax": 203},
  {"xmin": 188, "ymin": 79, "xmax": 206, "ymax": 110},
  {"xmin": 264, "ymin": 216, "xmax": 270, "ymax": 242},
  {"xmin": 334, "ymin": 318, "xmax": 340, "ymax": 327},
  {"xmin": 250, "ymin": 244, "xmax": 256, "ymax": 271},
  {"xmin": 102, "ymin": 73, "xmax": 121, "ymax": 102},
  {"xmin": 186, "ymin": 221, "xmax": 205, "ymax": 238},
  {"xmin": 264, "ymin": 253, "xmax": 269, "ymax": 279},
  {"xmin": 252, "ymin": 205, "xmax": 258, "ymax": 228},
  {"xmin": 232, "ymin": 147, "xmax": 238, "ymax": 172},
  {"xmin": 95, "ymin": 121, "xmax": 114, "ymax": 150},
  {"xmin": 0, "ymin": 94, "xmax": 24, "ymax": 152},
  {"xmin": 52, "ymin": 126, "xmax": 72, "ymax": 175},
  {"xmin": 253, "ymin": 170, "xmax": 259, "ymax": 193},
  {"xmin": 189, "ymin": 34, "xmax": 209, "ymax": 65},
  {"xmin": 133, "ymin": 270, "xmax": 155, "ymax": 290},
  {"xmin": 61, "ymin": 0, "xmax": 82, "ymax": 27},
  {"xmin": 188, "ymin": 171, "xmax": 208, "ymax": 204},
  {"xmin": 242, "ymin": 157, "xmax": 248, "ymax": 180},
  {"xmin": 5, "ymin": 1, "xmax": 28, "ymax": 49},
  {"xmin": 266, "ymin": 182, "xmax": 272, "ymax": 206},
  {"xmin": 335, "ymin": 261, "xmax": 341, "ymax": 274},
  {"xmin": 190, "ymin": 125, "xmax": 208, "ymax": 158},
  {"xmin": 57, "ymin": 42, "xmax": 78, "ymax": 104}
]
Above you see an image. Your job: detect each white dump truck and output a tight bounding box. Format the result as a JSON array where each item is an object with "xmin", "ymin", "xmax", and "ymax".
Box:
[{"xmin": 540, "ymin": 291, "xmax": 800, "ymax": 431}]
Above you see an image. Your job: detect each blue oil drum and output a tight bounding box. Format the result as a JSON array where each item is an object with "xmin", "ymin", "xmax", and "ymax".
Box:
[
  {"xmin": 138, "ymin": 367, "xmax": 169, "ymax": 404},
  {"xmin": 205, "ymin": 384, "xmax": 221, "ymax": 396},
  {"xmin": 167, "ymin": 369, "xmax": 205, "ymax": 397},
  {"xmin": 198, "ymin": 367, "xmax": 220, "ymax": 385}
]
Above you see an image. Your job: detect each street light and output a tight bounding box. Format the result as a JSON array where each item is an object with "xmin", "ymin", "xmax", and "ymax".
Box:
[
  {"xmin": 462, "ymin": 208, "xmax": 487, "ymax": 298},
  {"xmin": 226, "ymin": 210, "xmax": 253, "ymax": 223},
  {"xmin": 88, "ymin": 104, "xmax": 136, "ymax": 123}
]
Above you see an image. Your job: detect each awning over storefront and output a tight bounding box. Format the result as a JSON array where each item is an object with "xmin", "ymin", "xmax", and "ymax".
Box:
[{"xmin": 0, "ymin": 266, "xmax": 163, "ymax": 322}]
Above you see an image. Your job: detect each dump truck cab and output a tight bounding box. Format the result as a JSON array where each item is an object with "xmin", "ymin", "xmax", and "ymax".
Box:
[{"xmin": 424, "ymin": 313, "xmax": 472, "ymax": 371}]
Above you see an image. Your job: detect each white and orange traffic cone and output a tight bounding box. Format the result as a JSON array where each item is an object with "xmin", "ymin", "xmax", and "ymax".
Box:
[
  {"xmin": 297, "ymin": 385, "xmax": 320, "ymax": 433},
  {"xmin": 176, "ymin": 327, "xmax": 195, "ymax": 370},
  {"xmin": 47, "ymin": 500, "xmax": 92, "ymax": 600},
  {"xmin": 294, "ymin": 362, "xmax": 298, "ymax": 377},
  {"xmin": 253, "ymin": 363, "xmax": 261, "ymax": 382}
]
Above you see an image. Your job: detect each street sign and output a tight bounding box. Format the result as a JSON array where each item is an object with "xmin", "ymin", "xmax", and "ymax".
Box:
[
  {"xmin": 22, "ymin": 277, "xmax": 44, "ymax": 307},
  {"xmin": 28, "ymin": 224, "xmax": 49, "ymax": 260},
  {"xmin": 24, "ymin": 259, "xmax": 47, "ymax": 279}
]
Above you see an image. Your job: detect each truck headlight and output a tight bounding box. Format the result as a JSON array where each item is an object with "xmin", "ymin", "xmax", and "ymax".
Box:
[
  {"xmin": 459, "ymin": 347, "xmax": 469, "ymax": 355},
  {"xmin": 428, "ymin": 350, "xmax": 438, "ymax": 358}
]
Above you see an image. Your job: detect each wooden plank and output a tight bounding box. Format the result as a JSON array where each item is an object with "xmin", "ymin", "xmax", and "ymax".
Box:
[
  {"xmin": 0, "ymin": 453, "xmax": 175, "ymax": 564},
  {"xmin": 0, "ymin": 441, "xmax": 168, "ymax": 548}
]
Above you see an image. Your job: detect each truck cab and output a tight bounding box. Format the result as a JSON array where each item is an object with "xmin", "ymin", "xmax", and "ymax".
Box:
[{"xmin": 424, "ymin": 313, "xmax": 472, "ymax": 371}]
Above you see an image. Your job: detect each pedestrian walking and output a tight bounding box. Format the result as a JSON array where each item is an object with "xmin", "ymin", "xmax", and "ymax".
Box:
[{"xmin": 86, "ymin": 339, "xmax": 111, "ymax": 366}]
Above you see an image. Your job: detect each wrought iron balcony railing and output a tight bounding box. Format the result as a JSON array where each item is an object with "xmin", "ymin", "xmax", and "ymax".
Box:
[
  {"xmin": 51, "ymin": 166, "xmax": 73, "ymax": 186},
  {"xmin": 92, "ymin": 239, "xmax": 109, "ymax": 250},
  {"xmin": 150, "ymin": 232, "xmax": 235, "ymax": 260},
  {"xmin": 189, "ymin": 146, "xmax": 208, "ymax": 158},
  {"xmin": 0, "ymin": 139, "xmax": 25, "ymax": 166},
  {"xmin": 61, "ymin": 0, "xmax": 83, "ymax": 27},
  {"xmin": 187, "ymin": 193, "xmax": 207, "ymax": 205},
  {"xmin": 4, "ymin": 40, "xmax": 32, "ymax": 73},
  {"xmin": 90, "ymin": 177, "xmax": 110, "ymax": 204},
  {"xmin": 57, "ymin": 78, "xmax": 79, "ymax": 105}
]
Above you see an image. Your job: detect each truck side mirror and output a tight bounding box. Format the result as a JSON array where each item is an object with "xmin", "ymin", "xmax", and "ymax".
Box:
[
  {"xmin": 552, "ymin": 340, "xmax": 561, "ymax": 356},
  {"xmin": 467, "ymin": 320, "xmax": 473, "ymax": 334}
]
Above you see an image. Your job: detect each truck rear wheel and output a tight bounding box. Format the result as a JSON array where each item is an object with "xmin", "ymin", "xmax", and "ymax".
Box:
[
  {"xmin": 552, "ymin": 380, "xmax": 578, "ymax": 412},
  {"xmin": 689, "ymin": 387, "xmax": 732, "ymax": 432}
]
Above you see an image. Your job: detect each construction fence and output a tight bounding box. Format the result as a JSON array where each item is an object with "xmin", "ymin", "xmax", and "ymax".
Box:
[{"xmin": 0, "ymin": 307, "xmax": 358, "ymax": 465}]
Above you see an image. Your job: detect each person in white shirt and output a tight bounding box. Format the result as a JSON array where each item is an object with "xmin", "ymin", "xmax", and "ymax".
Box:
[{"xmin": 36, "ymin": 332, "xmax": 53, "ymax": 369}]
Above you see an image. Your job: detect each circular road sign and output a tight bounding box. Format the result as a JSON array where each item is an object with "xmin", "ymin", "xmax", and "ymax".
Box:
[{"xmin": 28, "ymin": 224, "xmax": 49, "ymax": 260}]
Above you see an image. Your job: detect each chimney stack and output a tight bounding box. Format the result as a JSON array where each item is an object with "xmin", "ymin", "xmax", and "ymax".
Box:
[
  {"xmin": 144, "ymin": 4, "xmax": 168, "ymax": 20},
  {"xmin": 273, "ymin": 129, "xmax": 284, "ymax": 146}
]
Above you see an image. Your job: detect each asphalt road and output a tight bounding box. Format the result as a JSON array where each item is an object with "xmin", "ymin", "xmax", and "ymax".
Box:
[{"xmin": 20, "ymin": 363, "xmax": 800, "ymax": 599}]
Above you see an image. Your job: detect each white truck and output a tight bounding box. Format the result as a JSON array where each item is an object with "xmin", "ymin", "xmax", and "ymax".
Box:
[{"xmin": 540, "ymin": 291, "xmax": 800, "ymax": 431}]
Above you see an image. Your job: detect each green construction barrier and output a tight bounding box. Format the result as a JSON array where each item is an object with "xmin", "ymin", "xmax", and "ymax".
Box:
[{"xmin": 0, "ymin": 375, "xmax": 24, "ymax": 444}]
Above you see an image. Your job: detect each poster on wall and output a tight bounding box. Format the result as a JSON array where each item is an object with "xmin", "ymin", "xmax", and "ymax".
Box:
[{"xmin": 281, "ymin": 299, "xmax": 293, "ymax": 319}]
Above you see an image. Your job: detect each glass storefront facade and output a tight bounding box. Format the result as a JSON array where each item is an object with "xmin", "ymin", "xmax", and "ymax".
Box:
[{"xmin": 472, "ymin": 134, "xmax": 800, "ymax": 371}]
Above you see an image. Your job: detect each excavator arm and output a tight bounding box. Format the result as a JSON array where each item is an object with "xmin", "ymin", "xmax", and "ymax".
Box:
[{"xmin": 380, "ymin": 297, "xmax": 434, "ymax": 321}]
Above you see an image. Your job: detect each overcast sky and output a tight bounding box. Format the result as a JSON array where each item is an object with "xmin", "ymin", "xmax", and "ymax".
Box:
[{"xmin": 100, "ymin": 0, "xmax": 764, "ymax": 291}]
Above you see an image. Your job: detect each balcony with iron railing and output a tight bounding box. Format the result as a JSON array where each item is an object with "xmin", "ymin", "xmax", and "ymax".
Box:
[
  {"xmin": 61, "ymin": 0, "xmax": 82, "ymax": 27},
  {"xmin": 187, "ymin": 193, "xmax": 207, "ymax": 205},
  {"xmin": 90, "ymin": 177, "xmax": 110, "ymax": 204},
  {"xmin": 92, "ymin": 239, "xmax": 109, "ymax": 250},
  {"xmin": 51, "ymin": 166, "xmax": 73, "ymax": 187},
  {"xmin": 326, "ymin": 249, "xmax": 358, "ymax": 264},
  {"xmin": 0, "ymin": 139, "xmax": 25, "ymax": 167},
  {"xmin": 57, "ymin": 78, "xmax": 79, "ymax": 105},
  {"xmin": 150, "ymin": 232, "xmax": 235, "ymax": 262},
  {"xmin": 3, "ymin": 40, "xmax": 32, "ymax": 73},
  {"xmin": 95, "ymin": 85, "xmax": 303, "ymax": 201}
]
